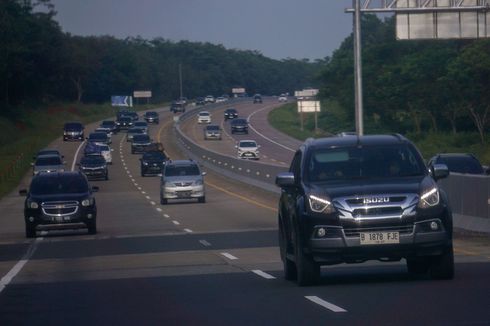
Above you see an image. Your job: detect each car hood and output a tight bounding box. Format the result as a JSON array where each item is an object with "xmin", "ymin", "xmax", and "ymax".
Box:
[
  {"xmin": 164, "ymin": 175, "xmax": 201, "ymax": 183},
  {"xmin": 29, "ymin": 193, "xmax": 88, "ymax": 203},
  {"xmin": 239, "ymin": 147, "xmax": 258, "ymax": 152},
  {"xmin": 34, "ymin": 165, "xmax": 64, "ymax": 172},
  {"xmin": 308, "ymin": 175, "xmax": 427, "ymax": 199}
]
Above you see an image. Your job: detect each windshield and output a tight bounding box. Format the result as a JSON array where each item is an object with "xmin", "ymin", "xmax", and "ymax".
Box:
[
  {"xmin": 64, "ymin": 123, "xmax": 82, "ymax": 130},
  {"xmin": 164, "ymin": 164, "xmax": 200, "ymax": 177},
  {"xmin": 101, "ymin": 121, "xmax": 114, "ymax": 127},
  {"xmin": 306, "ymin": 145, "xmax": 425, "ymax": 182},
  {"xmin": 89, "ymin": 133, "xmax": 107, "ymax": 140},
  {"xmin": 240, "ymin": 141, "xmax": 257, "ymax": 147},
  {"xmin": 143, "ymin": 152, "xmax": 166, "ymax": 160},
  {"xmin": 36, "ymin": 156, "xmax": 62, "ymax": 166},
  {"xmin": 81, "ymin": 156, "xmax": 105, "ymax": 165},
  {"xmin": 133, "ymin": 135, "xmax": 150, "ymax": 142},
  {"xmin": 199, "ymin": 112, "xmax": 210, "ymax": 116},
  {"xmin": 233, "ymin": 119, "xmax": 247, "ymax": 124},
  {"xmin": 30, "ymin": 175, "xmax": 88, "ymax": 195},
  {"xmin": 207, "ymin": 126, "xmax": 220, "ymax": 131}
]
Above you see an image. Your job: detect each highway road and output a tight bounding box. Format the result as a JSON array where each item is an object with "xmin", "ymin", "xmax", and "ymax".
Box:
[{"xmin": 1, "ymin": 100, "xmax": 490, "ymax": 325}]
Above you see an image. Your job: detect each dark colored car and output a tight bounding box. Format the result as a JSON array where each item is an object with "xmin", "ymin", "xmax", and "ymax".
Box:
[
  {"xmin": 224, "ymin": 108, "xmax": 238, "ymax": 120},
  {"xmin": 203, "ymin": 125, "xmax": 222, "ymax": 140},
  {"xmin": 87, "ymin": 132, "xmax": 111, "ymax": 145},
  {"xmin": 100, "ymin": 120, "xmax": 119, "ymax": 134},
  {"xmin": 32, "ymin": 154, "xmax": 65, "ymax": 175},
  {"xmin": 140, "ymin": 150, "xmax": 168, "ymax": 176},
  {"xmin": 144, "ymin": 111, "xmax": 159, "ymax": 124},
  {"xmin": 170, "ymin": 102, "xmax": 186, "ymax": 113},
  {"xmin": 230, "ymin": 118, "xmax": 248, "ymax": 134},
  {"xmin": 19, "ymin": 171, "xmax": 98, "ymax": 237},
  {"xmin": 428, "ymin": 153, "xmax": 488, "ymax": 175},
  {"xmin": 125, "ymin": 111, "xmax": 139, "ymax": 121},
  {"xmin": 63, "ymin": 122, "xmax": 84, "ymax": 141},
  {"xmin": 195, "ymin": 97, "xmax": 206, "ymax": 106},
  {"xmin": 116, "ymin": 116, "xmax": 133, "ymax": 130},
  {"xmin": 276, "ymin": 134, "xmax": 454, "ymax": 286},
  {"xmin": 253, "ymin": 94, "xmax": 263, "ymax": 103},
  {"xmin": 131, "ymin": 134, "xmax": 152, "ymax": 154},
  {"xmin": 78, "ymin": 154, "xmax": 108, "ymax": 180},
  {"xmin": 33, "ymin": 149, "xmax": 63, "ymax": 160}
]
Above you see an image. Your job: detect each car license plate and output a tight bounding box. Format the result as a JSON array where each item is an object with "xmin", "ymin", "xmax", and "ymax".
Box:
[
  {"xmin": 360, "ymin": 232, "xmax": 399, "ymax": 245},
  {"xmin": 177, "ymin": 191, "xmax": 191, "ymax": 198}
]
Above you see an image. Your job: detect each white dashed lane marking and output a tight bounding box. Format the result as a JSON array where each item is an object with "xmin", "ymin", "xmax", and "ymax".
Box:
[
  {"xmin": 221, "ymin": 253, "xmax": 238, "ymax": 260},
  {"xmin": 252, "ymin": 270, "xmax": 276, "ymax": 280},
  {"xmin": 305, "ymin": 296, "xmax": 347, "ymax": 313},
  {"xmin": 199, "ymin": 240, "xmax": 211, "ymax": 247}
]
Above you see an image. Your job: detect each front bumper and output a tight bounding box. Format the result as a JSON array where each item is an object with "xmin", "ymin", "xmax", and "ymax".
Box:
[
  {"xmin": 162, "ymin": 185, "xmax": 204, "ymax": 199},
  {"xmin": 81, "ymin": 168, "xmax": 107, "ymax": 179},
  {"xmin": 25, "ymin": 206, "xmax": 96, "ymax": 229}
]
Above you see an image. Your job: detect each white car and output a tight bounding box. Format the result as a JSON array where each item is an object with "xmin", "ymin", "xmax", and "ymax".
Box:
[
  {"xmin": 96, "ymin": 143, "xmax": 113, "ymax": 164},
  {"xmin": 215, "ymin": 96, "xmax": 226, "ymax": 103},
  {"xmin": 236, "ymin": 140, "xmax": 260, "ymax": 160},
  {"xmin": 278, "ymin": 94, "xmax": 288, "ymax": 102},
  {"xmin": 197, "ymin": 111, "xmax": 211, "ymax": 124},
  {"xmin": 204, "ymin": 95, "xmax": 215, "ymax": 103}
]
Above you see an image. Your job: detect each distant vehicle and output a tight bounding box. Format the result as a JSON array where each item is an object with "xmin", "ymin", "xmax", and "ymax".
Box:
[
  {"xmin": 170, "ymin": 101, "xmax": 186, "ymax": 113},
  {"xmin": 117, "ymin": 109, "xmax": 130, "ymax": 119},
  {"xmin": 195, "ymin": 97, "xmax": 206, "ymax": 106},
  {"xmin": 33, "ymin": 149, "xmax": 63, "ymax": 160},
  {"xmin": 125, "ymin": 111, "xmax": 139, "ymax": 121},
  {"xmin": 215, "ymin": 96, "xmax": 226, "ymax": 103},
  {"xmin": 131, "ymin": 134, "xmax": 152, "ymax": 154},
  {"xmin": 126, "ymin": 127, "xmax": 145, "ymax": 142},
  {"xmin": 253, "ymin": 94, "xmax": 263, "ymax": 103},
  {"xmin": 236, "ymin": 140, "xmax": 260, "ymax": 160},
  {"xmin": 19, "ymin": 171, "xmax": 98, "ymax": 237},
  {"xmin": 278, "ymin": 94, "xmax": 288, "ymax": 102},
  {"xmin": 160, "ymin": 160, "xmax": 206, "ymax": 204},
  {"xmin": 197, "ymin": 111, "xmax": 211, "ymax": 124},
  {"xmin": 99, "ymin": 120, "xmax": 119, "ymax": 134},
  {"xmin": 94, "ymin": 128, "xmax": 112, "ymax": 142},
  {"xmin": 224, "ymin": 108, "xmax": 238, "ymax": 120},
  {"xmin": 116, "ymin": 116, "xmax": 133, "ymax": 130},
  {"xmin": 134, "ymin": 121, "xmax": 149, "ymax": 134},
  {"xmin": 63, "ymin": 122, "xmax": 84, "ymax": 141},
  {"xmin": 97, "ymin": 144, "xmax": 113, "ymax": 164},
  {"xmin": 428, "ymin": 153, "xmax": 488, "ymax": 175},
  {"xmin": 32, "ymin": 154, "xmax": 65, "ymax": 175},
  {"xmin": 144, "ymin": 111, "xmax": 159, "ymax": 124},
  {"xmin": 87, "ymin": 132, "xmax": 111, "ymax": 145},
  {"xmin": 203, "ymin": 125, "xmax": 222, "ymax": 140},
  {"xmin": 140, "ymin": 150, "xmax": 168, "ymax": 177},
  {"xmin": 230, "ymin": 118, "xmax": 248, "ymax": 134},
  {"xmin": 204, "ymin": 95, "xmax": 215, "ymax": 103},
  {"xmin": 84, "ymin": 142, "xmax": 112, "ymax": 164},
  {"xmin": 78, "ymin": 154, "xmax": 108, "ymax": 181}
]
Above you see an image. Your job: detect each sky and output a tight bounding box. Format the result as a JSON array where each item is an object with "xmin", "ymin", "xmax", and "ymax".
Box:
[{"xmin": 49, "ymin": 0, "xmax": 355, "ymax": 61}]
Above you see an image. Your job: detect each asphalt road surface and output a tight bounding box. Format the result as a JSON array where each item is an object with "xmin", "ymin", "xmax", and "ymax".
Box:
[{"xmin": 1, "ymin": 100, "xmax": 490, "ymax": 325}]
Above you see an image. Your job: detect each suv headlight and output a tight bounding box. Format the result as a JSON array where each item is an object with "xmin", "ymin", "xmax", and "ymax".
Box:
[
  {"xmin": 418, "ymin": 187, "xmax": 439, "ymax": 209},
  {"xmin": 194, "ymin": 179, "xmax": 203, "ymax": 186},
  {"xmin": 81, "ymin": 198, "xmax": 94, "ymax": 207},
  {"xmin": 28, "ymin": 200, "xmax": 39, "ymax": 209},
  {"xmin": 308, "ymin": 194, "xmax": 335, "ymax": 214}
]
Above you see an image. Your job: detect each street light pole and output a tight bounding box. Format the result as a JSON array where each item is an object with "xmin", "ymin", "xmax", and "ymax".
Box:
[
  {"xmin": 353, "ymin": 0, "xmax": 364, "ymax": 136},
  {"xmin": 179, "ymin": 63, "xmax": 183, "ymax": 100}
]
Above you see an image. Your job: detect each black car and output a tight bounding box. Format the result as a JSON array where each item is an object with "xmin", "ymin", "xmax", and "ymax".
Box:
[
  {"xmin": 19, "ymin": 171, "xmax": 98, "ymax": 237},
  {"xmin": 230, "ymin": 118, "xmax": 248, "ymax": 134},
  {"xmin": 33, "ymin": 149, "xmax": 63, "ymax": 160},
  {"xmin": 170, "ymin": 102, "xmax": 186, "ymax": 113},
  {"xmin": 224, "ymin": 108, "xmax": 238, "ymax": 120},
  {"xmin": 116, "ymin": 116, "xmax": 133, "ymax": 130},
  {"xmin": 78, "ymin": 154, "xmax": 108, "ymax": 180},
  {"xmin": 428, "ymin": 153, "xmax": 488, "ymax": 175},
  {"xmin": 140, "ymin": 150, "xmax": 168, "ymax": 176},
  {"xmin": 100, "ymin": 120, "xmax": 119, "ymax": 134},
  {"xmin": 276, "ymin": 134, "xmax": 453, "ymax": 286},
  {"xmin": 125, "ymin": 111, "xmax": 139, "ymax": 121},
  {"xmin": 253, "ymin": 94, "xmax": 263, "ymax": 103},
  {"xmin": 131, "ymin": 134, "xmax": 152, "ymax": 154},
  {"xmin": 87, "ymin": 132, "xmax": 111, "ymax": 145},
  {"xmin": 63, "ymin": 122, "xmax": 84, "ymax": 141},
  {"xmin": 144, "ymin": 111, "xmax": 159, "ymax": 124},
  {"xmin": 195, "ymin": 97, "xmax": 206, "ymax": 106}
]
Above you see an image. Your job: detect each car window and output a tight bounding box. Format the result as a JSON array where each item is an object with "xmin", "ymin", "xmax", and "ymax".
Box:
[
  {"xmin": 30, "ymin": 175, "xmax": 88, "ymax": 195},
  {"xmin": 36, "ymin": 156, "xmax": 62, "ymax": 165},
  {"xmin": 144, "ymin": 152, "xmax": 166, "ymax": 160},
  {"xmin": 165, "ymin": 164, "xmax": 200, "ymax": 177},
  {"xmin": 437, "ymin": 156, "xmax": 483, "ymax": 174},
  {"xmin": 240, "ymin": 141, "xmax": 256, "ymax": 147}
]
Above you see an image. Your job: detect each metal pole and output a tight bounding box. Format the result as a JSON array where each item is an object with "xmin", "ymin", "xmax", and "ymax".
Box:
[
  {"xmin": 353, "ymin": 0, "xmax": 364, "ymax": 136},
  {"xmin": 179, "ymin": 63, "xmax": 183, "ymax": 100}
]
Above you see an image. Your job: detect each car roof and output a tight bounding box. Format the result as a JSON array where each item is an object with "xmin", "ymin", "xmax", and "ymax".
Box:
[
  {"xmin": 166, "ymin": 160, "xmax": 198, "ymax": 166},
  {"xmin": 434, "ymin": 153, "xmax": 475, "ymax": 158},
  {"xmin": 36, "ymin": 153, "xmax": 62, "ymax": 159},
  {"xmin": 304, "ymin": 134, "xmax": 410, "ymax": 150},
  {"xmin": 199, "ymin": 111, "xmax": 210, "ymax": 114},
  {"xmin": 239, "ymin": 139, "xmax": 256, "ymax": 143}
]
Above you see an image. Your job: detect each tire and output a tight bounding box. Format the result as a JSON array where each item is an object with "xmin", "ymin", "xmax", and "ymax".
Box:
[
  {"xmin": 294, "ymin": 227, "xmax": 320, "ymax": 286},
  {"xmin": 87, "ymin": 221, "xmax": 97, "ymax": 235},
  {"xmin": 160, "ymin": 197, "xmax": 168, "ymax": 205},
  {"xmin": 25, "ymin": 224, "xmax": 36, "ymax": 238},
  {"xmin": 406, "ymin": 258, "xmax": 430, "ymax": 275},
  {"xmin": 198, "ymin": 196, "xmax": 206, "ymax": 203},
  {"xmin": 430, "ymin": 245, "xmax": 454, "ymax": 280},
  {"xmin": 279, "ymin": 219, "xmax": 296, "ymax": 281},
  {"xmin": 105, "ymin": 173, "xmax": 109, "ymax": 181}
]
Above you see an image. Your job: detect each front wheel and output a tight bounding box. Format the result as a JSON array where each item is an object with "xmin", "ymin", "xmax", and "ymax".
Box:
[
  {"xmin": 406, "ymin": 258, "xmax": 430, "ymax": 275},
  {"xmin": 198, "ymin": 196, "xmax": 206, "ymax": 203},
  {"xmin": 25, "ymin": 224, "xmax": 36, "ymax": 238},
  {"xmin": 430, "ymin": 245, "xmax": 454, "ymax": 280},
  {"xmin": 279, "ymin": 220, "xmax": 296, "ymax": 281},
  {"xmin": 160, "ymin": 197, "xmax": 168, "ymax": 205},
  {"xmin": 87, "ymin": 221, "xmax": 97, "ymax": 235},
  {"xmin": 294, "ymin": 229, "xmax": 320, "ymax": 286}
]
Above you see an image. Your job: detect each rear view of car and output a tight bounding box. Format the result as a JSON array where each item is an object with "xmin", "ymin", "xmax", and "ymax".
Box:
[
  {"xmin": 78, "ymin": 155, "xmax": 108, "ymax": 180},
  {"xmin": 131, "ymin": 134, "xmax": 152, "ymax": 154},
  {"xmin": 160, "ymin": 160, "xmax": 206, "ymax": 204},
  {"xmin": 144, "ymin": 111, "xmax": 159, "ymax": 124},
  {"xmin": 32, "ymin": 154, "xmax": 65, "ymax": 175},
  {"xmin": 63, "ymin": 122, "xmax": 84, "ymax": 141}
]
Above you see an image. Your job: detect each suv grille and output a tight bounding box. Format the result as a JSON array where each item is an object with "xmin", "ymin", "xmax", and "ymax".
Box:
[
  {"xmin": 174, "ymin": 182, "xmax": 193, "ymax": 187},
  {"xmin": 344, "ymin": 225, "xmax": 414, "ymax": 237},
  {"xmin": 42, "ymin": 201, "xmax": 79, "ymax": 217},
  {"xmin": 352, "ymin": 207, "xmax": 402, "ymax": 217}
]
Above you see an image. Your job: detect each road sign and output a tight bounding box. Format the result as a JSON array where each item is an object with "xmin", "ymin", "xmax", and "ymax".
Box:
[
  {"xmin": 111, "ymin": 96, "xmax": 132, "ymax": 107},
  {"xmin": 232, "ymin": 88, "xmax": 246, "ymax": 94},
  {"xmin": 133, "ymin": 91, "xmax": 152, "ymax": 98},
  {"xmin": 298, "ymin": 100, "xmax": 321, "ymax": 113},
  {"xmin": 295, "ymin": 89, "xmax": 319, "ymax": 98}
]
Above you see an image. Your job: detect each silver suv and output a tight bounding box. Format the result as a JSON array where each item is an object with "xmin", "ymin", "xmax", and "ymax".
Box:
[{"xmin": 160, "ymin": 160, "xmax": 206, "ymax": 204}]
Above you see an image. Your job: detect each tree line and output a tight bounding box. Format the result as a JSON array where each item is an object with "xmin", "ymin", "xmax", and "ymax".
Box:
[
  {"xmin": 319, "ymin": 14, "xmax": 490, "ymax": 143},
  {"xmin": 0, "ymin": 0, "xmax": 321, "ymax": 115}
]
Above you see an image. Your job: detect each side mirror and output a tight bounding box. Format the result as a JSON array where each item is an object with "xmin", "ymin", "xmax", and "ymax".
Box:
[
  {"xmin": 19, "ymin": 189, "xmax": 27, "ymax": 196},
  {"xmin": 111, "ymin": 149, "xmax": 114, "ymax": 152},
  {"xmin": 202, "ymin": 172, "xmax": 207, "ymax": 176},
  {"xmin": 276, "ymin": 172, "xmax": 295, "ymax": 188},
  {"xmin": 431, "ymin": 164, "xmax": 449, "ymax": 181}
]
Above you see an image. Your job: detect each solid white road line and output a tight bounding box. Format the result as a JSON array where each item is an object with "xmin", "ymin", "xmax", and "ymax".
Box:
[
  {"xmin": 71, "ymin": 141, "xmax": 86, "ymax": 171},
  {"xmin": 221, "ymin": 252, "xmax": 238, "ymax": 260},
  {"xmin": 164, "ymin": 214, "xmax": 170, "ymax": 218},
  {"xmin": 172, "ymin": 220, "xmax": 180, "ymax": 225},
  {"xmin": 305, "ymin": 296, "xmax": 347, "ymax": 313},
  {"xmin": 183, "ymin": 229, "xmax": 193, "ymax": 233},
  {"xmin": 0, "ymin": 238, "xmax": 43, "ymax": 294},
  {"xmin": 252, "ymin": 270, "xmax": 276, "ymax": 280}
]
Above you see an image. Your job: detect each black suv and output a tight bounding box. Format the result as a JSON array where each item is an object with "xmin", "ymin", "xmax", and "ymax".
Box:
[
  {"xmin": 224, "ymin": 108, "xmax": 238, "ymax": 120},
  {"xmin": 63, "ymin": 122, "xmax": 84, "ymax": 141},
  {"xmin": 78, "ymin": 154, "xmax": 108, "ymax": 180},
  {"xmin": 19, "ymin": 171, "xmax": 98, "ymax": 237},
  {"xmin": 116, "ymin": 116, "xmax": 133, "ymax": 130},
  {"xmin": 144, "ymin": 111, "xmax": 159, "ymax": 124},
  {"xmin": 253, "ymin": 94, "xmax": 263, "ymax": 103},
  {"xmin": 170, "ymin": 102, "xmax": 186, "ymax": 113},
  {"xmin": 131, "ymin": 134, "xmax": 152, "ymax": 154},
  {"xmin": 140, "ymin": 150, "xmax": 168, "ymax": 176},
  {"xmin": 230, "ymin": 118, "xmax": 248, "ymax": 134},
  {"xmin": 276, "ymin": 135, "xmax": 454, "ymax": 286}
]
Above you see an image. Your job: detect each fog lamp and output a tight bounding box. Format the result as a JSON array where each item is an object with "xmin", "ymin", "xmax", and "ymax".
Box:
[
  {"xmin": 87, "ymin": 214, "xmax": 93, "ymax": 219},
  {"xmin": 317, "ymin": 228, "xmax": 326, "ymax": 238},
  {"xmin": 29, "ymin": 216, "xmax": 35, "ymax": 222},
  {"xmin": 430, "ymin": 221, "xmax": 439, "ymax": 231}
]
